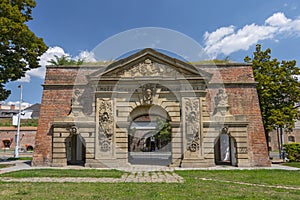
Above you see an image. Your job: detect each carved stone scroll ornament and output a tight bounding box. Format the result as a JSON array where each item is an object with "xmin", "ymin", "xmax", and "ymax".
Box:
[
  {"xmin": 98, "ymin": 99, "xmax": 114, "ymax": 152},
  {"xmin": 185, "ymin": 98, "xmax": 200, "ymax": 152},
  {"xmin": 100, "ymin": 140, "xmax": 111, "ymax": 152},
  {"xmin": 67, "ymin": 126, "xmax": 78, "ymax": 135},
  {"xmin": 189, "ymin": 132, "xmax": 200, "ymax": 152}
]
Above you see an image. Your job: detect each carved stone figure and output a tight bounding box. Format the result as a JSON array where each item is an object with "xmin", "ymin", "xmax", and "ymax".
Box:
[
  {"xmin": 143, "ymin": 88, "xmax": 153, "ymax": 104},
  {"xmin": 213, "ymin": 89, "xmax": 231, "ymax": 116},
  {"xmin": 72, "ymin": 89, "xmax": 81, "ymax": 106},
  {"xmin": 214, "ymin": 89, "xmax": 228, "ymax": 107}
]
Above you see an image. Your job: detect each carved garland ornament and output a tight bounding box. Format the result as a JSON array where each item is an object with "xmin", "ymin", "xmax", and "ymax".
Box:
[
  {"xmin": 98, "ymin": 99, "xmax": 114, "ymax": 152},
  {"xmin": 185, "ymin": 98, "xmax": 200, "ymax": 152}
]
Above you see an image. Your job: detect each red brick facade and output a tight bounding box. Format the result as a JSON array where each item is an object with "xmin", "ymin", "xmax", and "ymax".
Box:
[
  {"xmin": 201, "ymin": 64, "xmax": 270, "ymax": 166},
  {"xmin": 33, "ymin": 51, "xmax": 270, "ymax": 167}
]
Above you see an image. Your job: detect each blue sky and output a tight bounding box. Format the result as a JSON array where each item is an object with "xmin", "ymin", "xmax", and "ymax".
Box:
[{"xmin": 4, "ymin": 0, "xmax": 300, "ymax": 105}]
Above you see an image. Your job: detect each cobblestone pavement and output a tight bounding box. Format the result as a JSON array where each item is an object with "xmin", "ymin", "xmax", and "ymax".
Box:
[{"xmin": 0, "ymin": 171, "xmax": 184, "ymax": 183}]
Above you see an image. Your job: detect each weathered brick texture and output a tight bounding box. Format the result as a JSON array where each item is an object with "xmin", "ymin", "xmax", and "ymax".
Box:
[{"xmin": 201, "ymin": 64, "xmax": 270, "ymax": 166}]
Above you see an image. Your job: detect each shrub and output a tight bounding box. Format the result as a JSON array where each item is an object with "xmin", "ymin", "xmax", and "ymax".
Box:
[{"xmin": 283, "ymin": 143, "xmax": 300, "ymax": 162}]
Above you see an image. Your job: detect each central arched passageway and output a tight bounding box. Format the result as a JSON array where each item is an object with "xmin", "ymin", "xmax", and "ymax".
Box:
[{"xmin": 128, "ymin": 105, "xmax": 172, "ymax": 166}]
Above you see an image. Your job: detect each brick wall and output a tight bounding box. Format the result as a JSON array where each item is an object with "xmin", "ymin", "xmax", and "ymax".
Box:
[
  {"xmin": 32, "ymin": 67, "xmax": 78, "ymax": 166},
  {"xmin": 32, "ymin": 66, "xmax": 99, "ymax": 166},
  {"xmin": 200, "ymin": 64, "xmax": 270, "ymax": 166},
  {"xmin": 0, "ymin": 126, "xmax": 36, "ymax": 151}
]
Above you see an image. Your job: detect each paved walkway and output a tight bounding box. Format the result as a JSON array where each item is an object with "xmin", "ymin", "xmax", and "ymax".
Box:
[
  {"xmin": 0, "ymin": 160, "xmax": 299, "ymax": 183},
  {"xmin": 0, "ymin": 171, "xmax": 184, "ymax": 183}
]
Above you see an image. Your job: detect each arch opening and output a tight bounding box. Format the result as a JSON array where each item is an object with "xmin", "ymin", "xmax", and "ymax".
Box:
[
  {"xmin": 128, "ymin": 105, "xmax": 172, "ymax": 166},
  {"xmin": 214, "ymin": 133, "xmax": 237, "ymax": 166},
  {"xmin": 65, "ymin": 134, "xmax": 86, "ymax": 166}
]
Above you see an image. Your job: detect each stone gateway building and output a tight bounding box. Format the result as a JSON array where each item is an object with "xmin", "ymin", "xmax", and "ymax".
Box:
[{"xmin": 32, "ymin": 48, "xmax": 270, "ymax": 168}]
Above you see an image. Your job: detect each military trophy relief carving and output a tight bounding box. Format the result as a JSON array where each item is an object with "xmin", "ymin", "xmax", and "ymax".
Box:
[
  {"xmin": 185, "ymin": 98, "xmax": 202, "ymax": 156},
  {"xmin": 213, "ymin": 89, "xmax": 231, "ymax": 117},
  {"xmin": 119, "ymin": 58, "xmax": 178, "ymax": 77},
  {"xmin": 98, "ymin": 99, "xmax": 114, "ymax": 154}
]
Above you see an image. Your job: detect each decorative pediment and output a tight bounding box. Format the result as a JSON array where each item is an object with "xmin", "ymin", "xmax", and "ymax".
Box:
[{"xmin": 88, "ymin": 48, "xmax": 212, "ymax": 81}]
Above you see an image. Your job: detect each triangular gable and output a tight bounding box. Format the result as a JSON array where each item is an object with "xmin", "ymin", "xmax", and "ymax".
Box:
[{"xmin": 88, "ymin": 48, "xmax": 212, "ymax": 80}]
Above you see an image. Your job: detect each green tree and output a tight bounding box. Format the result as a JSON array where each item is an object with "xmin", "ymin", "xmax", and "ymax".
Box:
[
  {"xmin": 154, "ymin": 117, "xmax": 171, "ymax": 147},
  {"xmin": 0, "ymin": 0, "xmax": 48, "ymax": 100},
  {"xmin": 244, "ymin": 44, "xmax": 300, "ymax": 145}
]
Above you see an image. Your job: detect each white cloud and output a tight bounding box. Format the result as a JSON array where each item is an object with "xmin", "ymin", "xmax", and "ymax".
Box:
[
  {"xmin": 266, "ymin": 12, "xmax": 300, "ymax": 35},
  {"xmin": 204, "ymin": 12, "xmax": 300, "ymax": 58},
  {"xmin": 17, "ymin": 47, "xmax": 96, "ymax": 83},
  {"xmin": 18, "ymin": 74, "xmax": 31, "ymax": 83},
  {"xmin": 17, "ymin": 46, "xmax": 68, "ymax": 82},
  {"xmin": 74, "ymin": 50, "xmax": 97, "ymax": 62},
  {"xmin": 265, "ymin": 12, "xmax": 291, "ymax": 26},
  {"xmin": 203, "ymin": 26, "xmax": 235, "ymax": 46}
]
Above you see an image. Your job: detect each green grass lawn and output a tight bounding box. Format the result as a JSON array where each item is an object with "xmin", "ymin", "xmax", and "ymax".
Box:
[
  {"xmin": 0, "ymin": 169, "xmax": 299, "ymax": 199},
  {"xmin": 0, "ymin": 164, "xmax": 14, "ymax": 169},
  {"xmin": 0, "ymin": 169, "xmax": 124, "ymax": 178},
  {"xmin": 282, "ymin": 162, "xmax": 300, "ymax": 168}
]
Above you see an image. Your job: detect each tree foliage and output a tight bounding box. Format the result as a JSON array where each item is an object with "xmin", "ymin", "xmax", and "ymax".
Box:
[
  {"xmin": 48, "ymin": 55, "xmax": 84, "ymax": 66},
  {"xmin": 245, "ymin": 44, "xmax": 300, "ymax": 137},
  {"xmin": 0, "ymin": 0, "xmax": 48, "ymax": 100},
  {"xmin": 154, "ymin": 117, "xmax": 171, "ymax": 143},
  {"xmin": 283, "ymin": 143, "xmax": 300, "ymax": 162}
]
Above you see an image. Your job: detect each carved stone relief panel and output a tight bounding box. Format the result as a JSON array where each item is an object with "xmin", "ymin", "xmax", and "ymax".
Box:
[
  {"xmin": 118, "ymin": 59, "xmax": 180, "ymax": 77},
  {"xmin": 97, "ymin": 98, "xmax": 114, "ymax": 154},
  {"xmin": 185, "ymin": 98, "xmax": 201, "ymax": 153}
]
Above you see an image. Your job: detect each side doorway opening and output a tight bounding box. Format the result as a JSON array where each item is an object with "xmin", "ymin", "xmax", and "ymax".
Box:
[
  {"xmin": 214, "ymin": 133, "xmax": 237, "ymax": 166},
  {"xmin": 66, "ymin": 134, "xmax": 86, "ymax": 166}
]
